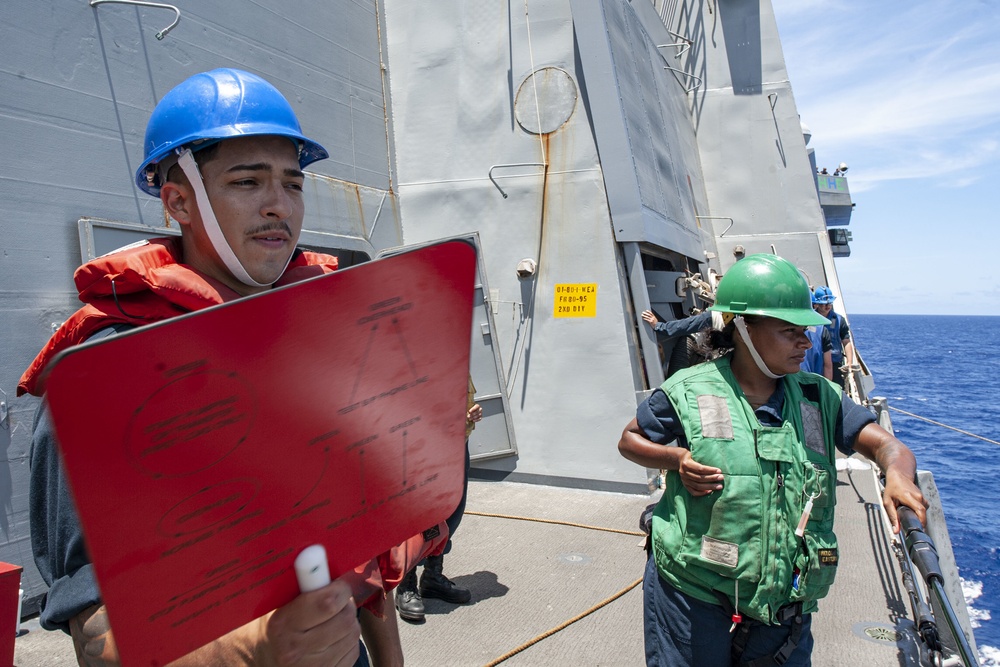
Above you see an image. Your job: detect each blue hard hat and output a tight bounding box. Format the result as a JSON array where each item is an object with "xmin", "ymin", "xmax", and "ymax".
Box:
[
  {"xmin": 811, "ymin": 286, "xmax": 836, "ymax": 304},
  {"xmin": 136, "ymin": 68, "xmax": 328, "ymax": 196}
]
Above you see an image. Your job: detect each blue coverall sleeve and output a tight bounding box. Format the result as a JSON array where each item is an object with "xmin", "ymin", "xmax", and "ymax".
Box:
[
  {"xmin": 636, "ymin": 389, "xmax": 688, "ymax": 447},
  {"xmin": 29, "ymin": 401, "xmax": 102, "ymax": 633},
  {"xmin": 652, "ymin": 311, "xmax": 712, "ymax": 340},
  {"xmin": 838, "ymin": 393, "xmax": 877, "ymax": 456}
]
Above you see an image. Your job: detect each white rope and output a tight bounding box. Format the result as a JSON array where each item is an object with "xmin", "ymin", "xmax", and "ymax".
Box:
[
  {"xmin": 888, "ymin": 405, "xmax": 1000, "ymax": 446},
  {"xmin": 177, "ymin": 149, "xmax": 293, "ymax": 289},
  {"xmin": 523, "ymin": 0, "xmax": 545, "ymax": 156}
]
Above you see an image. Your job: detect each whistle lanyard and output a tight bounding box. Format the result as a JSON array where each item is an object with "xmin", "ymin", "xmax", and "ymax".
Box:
[{"xmin": 795, "ymin": 489, "xmax": 821, "ymax": 538}]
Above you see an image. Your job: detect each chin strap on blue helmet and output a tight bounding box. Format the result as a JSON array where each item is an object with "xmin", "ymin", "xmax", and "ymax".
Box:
[{"xmin": 176, "ymin": 148, "xmax": 292, "ymax": 288}]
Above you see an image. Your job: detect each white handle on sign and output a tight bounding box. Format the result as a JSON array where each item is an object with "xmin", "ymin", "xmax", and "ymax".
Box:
[{"xmin": 294, "ymin": 544, "xmax": 331, "ymax": 593}]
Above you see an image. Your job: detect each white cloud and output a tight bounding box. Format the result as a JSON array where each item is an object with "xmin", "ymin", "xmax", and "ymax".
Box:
[
  {"xmin": 775, "ymin": 1, "xmax": 1000, "ymax": 190},
  {"xmin": 807, "ymin": 65, "xmax": 1000, "ymax": 148},
  {"xmin": 769, "ymin": 1, "xmax": 1000, "ymax": 314},
  {"xmin": 847, "ymin": 139, "xmax": 1000, "ymax": 192}
]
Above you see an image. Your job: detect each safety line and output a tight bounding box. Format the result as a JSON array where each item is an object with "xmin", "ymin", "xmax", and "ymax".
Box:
[
  {"xmin": 887, "ymin": 406, "xmax": 1000, "ymax": 446},
  {"xmin": 464, "ymin": 510, "xmax": 646, "ymax": 536},
  {"xmin": 522, "ymin": 0, "xmax": 545, "ymax": 157},
  {"xmin": 483, "ymin": 577, "xmax": 643, "ymax": 666},
  {"xmin": 465, "ymin": 510, "xmax": 646, "ymax": 665}
]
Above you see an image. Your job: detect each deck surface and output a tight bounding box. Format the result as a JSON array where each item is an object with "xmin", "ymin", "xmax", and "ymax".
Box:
[{"xmin": 15, "ymin": 465, "xmax": 922, "ymax": 666}]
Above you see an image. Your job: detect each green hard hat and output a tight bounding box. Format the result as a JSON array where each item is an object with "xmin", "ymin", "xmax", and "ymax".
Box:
[{"xmin": 709, "ymin": 254, "xmax": 830, "ymax": 326}]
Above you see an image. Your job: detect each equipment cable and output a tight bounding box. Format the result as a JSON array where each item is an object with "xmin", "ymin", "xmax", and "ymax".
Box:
[
  {"xmin": 465, "ymin": 510, "xmax": 646, "ymax": 537},
  {"xmin": 887, "ymin": 406, "xmax": 1000, "ymax": 446},
  {"xmin": 483, "ymin": 577, "xmax": 643, "ymax": 667},
  {"xmin": 464, "ymin": 511, "xmax": 645, "ymax": 666}
]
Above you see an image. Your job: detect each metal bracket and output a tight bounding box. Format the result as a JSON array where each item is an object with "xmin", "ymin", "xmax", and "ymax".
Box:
[
  {"xmin": 488, "ymin": 162, "xmax": 546, "ymax": 199},
  {"xmin": 696, "ymin": 216, "xmax": 734, "ymax": 237},
  {"xmin": 768, "ymin": 93, "xmax": 787, "ymax": 167},
  {"xmin": 89, "ymin": 0, "xmax": 181, "ymax": 40},
  {"xmin": 663, "ymin": 66, "xmax": 702, "ymax": 93},
  {"xmin": 656, "ymin": 30, "xmax": 693, "ymax": 59},
  {"xmin": 656, "ymin": 30, "xmax": 700, "ymax": 92}
]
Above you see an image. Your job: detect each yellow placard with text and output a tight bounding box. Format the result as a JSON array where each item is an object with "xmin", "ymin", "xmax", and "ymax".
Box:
[{"xmin": 553, "ymin": 283, "xmax": 598, "ymax": 318}]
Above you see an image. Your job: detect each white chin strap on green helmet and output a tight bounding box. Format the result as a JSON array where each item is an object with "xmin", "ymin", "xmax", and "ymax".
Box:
[
  {"xmin": 177, "ymin": 148, "xmax": 293, "ymax": 289},
  {"xmin": 733, "ymin": 315, "xmax": 784, "ymax": 379}
]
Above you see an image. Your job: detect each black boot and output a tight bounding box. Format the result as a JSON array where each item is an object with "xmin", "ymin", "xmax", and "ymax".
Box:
[
  {"xmin": 419, "ymin": 555, "xmax": 471, "ymax": 604},
  {"xmin": 395, "ymin": 568, "xmax": 425, "ymax": 622}
]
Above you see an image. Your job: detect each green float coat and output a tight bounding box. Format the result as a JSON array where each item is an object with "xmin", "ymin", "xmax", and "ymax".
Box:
[{"xmin": 652, "ymin": 356, "xmax": 842, "ymax": 624}]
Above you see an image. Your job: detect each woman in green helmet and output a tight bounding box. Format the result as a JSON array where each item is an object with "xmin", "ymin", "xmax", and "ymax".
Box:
[{"xmin": 618, "ymin": 254, "xmax": 927, "ymax": 667}]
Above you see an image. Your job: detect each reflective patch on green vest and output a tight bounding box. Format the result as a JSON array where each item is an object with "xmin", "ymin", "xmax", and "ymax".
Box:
[
  {"xmin": 799, "ymin": 401, "xmax": 825, "ymax": 455},
  {"xmin": 701, "ymin": 535, "xmax": 739, "ymax": 568},
  {"xmin": 818, "ymin": 548, "xmax": 838, "ymax": 566},
  {"xmin": 697, "ymin": 395, "xmax": 734, "ymax": 439}
]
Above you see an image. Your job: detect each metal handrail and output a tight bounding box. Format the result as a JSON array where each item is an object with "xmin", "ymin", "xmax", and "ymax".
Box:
[
  {"xmin": 896, "ymin": 506, "xmax": 980, "ymax": 666},
  {"xmin": 488, "ymin": 162, "xmax": 546, "ymax": 199},
  {"xmin": 656, "ymin": 30, "xmax": 693, "ymax": 59}
]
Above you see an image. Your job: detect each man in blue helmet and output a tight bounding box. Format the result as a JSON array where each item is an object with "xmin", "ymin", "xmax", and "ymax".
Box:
[
  {"xmin": 20, "ymin": 69, "xmax": 435, "ymax": 666},
  {"xmin": 811, "ymin": 286, "xmax": 855, "ymax": 388},
  {"xmin": 799, "ymin": 316, "xmax": 833, "ymax": 379}
]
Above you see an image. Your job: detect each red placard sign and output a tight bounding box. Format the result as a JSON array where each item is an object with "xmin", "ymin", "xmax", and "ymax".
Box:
[{"xmin": 43, "ymin": 240, "xmax": 476, "ymax": 666}]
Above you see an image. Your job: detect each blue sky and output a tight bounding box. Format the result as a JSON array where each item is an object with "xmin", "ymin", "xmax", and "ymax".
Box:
[{"xmin": 771, "ymin": 1, "xmax": 1000, "ymax": 315}]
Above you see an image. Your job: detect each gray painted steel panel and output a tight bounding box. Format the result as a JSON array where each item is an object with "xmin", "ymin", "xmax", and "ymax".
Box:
[
  {"xmin": 685, "ymin": 0, "xmax": 838, "ymax": 289},
  {"xmin": 644, "ymin": 270, "xmax": 686, "ymax": 305},
  {"xmin": 572, "ymin": 0, "xmax": 708, "ymax": 260},
  {"xmin": 383, "ymin": 0, "xmax": 650, "ymax": 489}
]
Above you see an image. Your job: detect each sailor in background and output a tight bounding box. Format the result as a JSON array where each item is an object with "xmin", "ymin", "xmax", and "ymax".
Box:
[
  {"xmin": 396, "ymin": 376, "xmax": 481, "ymax": 622},
  {"xmin": 618, "ymin": 254, "xmax": 928, "ymax": 667},
  {"xmin": 640, "ymin": 309, "xmax": 723, "ymax": 378},
  {"xmin": 811, "ymin": 286, "xmax": 856, "ymax": 388},
  {"xmin": 799, "ymin": 313, "xmax": 833, "ymax": 380}
]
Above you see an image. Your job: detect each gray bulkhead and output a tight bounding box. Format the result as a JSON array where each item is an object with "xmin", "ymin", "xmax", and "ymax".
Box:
[
  {"xmin": 1, "ymin": 0, "xmax": 404, "ymax": 614},
  {"xmin": 381, "ymin": 0, "xmax": 719, "ymax": 492}
]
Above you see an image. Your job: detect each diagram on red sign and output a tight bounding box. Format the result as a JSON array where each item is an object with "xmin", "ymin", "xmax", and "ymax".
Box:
[{"xmin": 43, "ymin": 240, "xmax": 477, "ymax": 666}]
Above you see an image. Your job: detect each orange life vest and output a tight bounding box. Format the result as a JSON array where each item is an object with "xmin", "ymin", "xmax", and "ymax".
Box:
[{"xmin": 18, "ymin": 236, "xmax": 337, "ymax": 397}]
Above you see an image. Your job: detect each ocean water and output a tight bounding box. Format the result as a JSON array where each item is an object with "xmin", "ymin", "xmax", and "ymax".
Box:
[{"xmin": 851, "ymin": 314, "xmax": 999, "ymax": 663}]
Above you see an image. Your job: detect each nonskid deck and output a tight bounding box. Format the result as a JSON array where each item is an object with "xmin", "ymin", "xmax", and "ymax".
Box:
[{"xmin": 15, "ymin": 471, "xmax": 921, "ymax": 666}]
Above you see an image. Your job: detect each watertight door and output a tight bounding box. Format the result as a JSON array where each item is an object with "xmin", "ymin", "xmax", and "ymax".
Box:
[{"xmin": 376, "ymin": 233, "xmax": 517, "ymax": 460}]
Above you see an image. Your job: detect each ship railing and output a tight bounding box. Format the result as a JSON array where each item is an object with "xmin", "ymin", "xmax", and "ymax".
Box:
[
  {"xmin": 867, "ymin": 395, "xmax": 980, "ymax": 666},
  {"xmin": 881, "ymin": 490, "xmax": 981, "ymax": 666}
]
